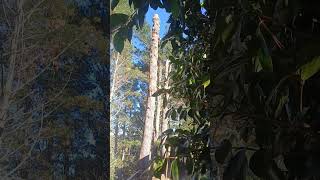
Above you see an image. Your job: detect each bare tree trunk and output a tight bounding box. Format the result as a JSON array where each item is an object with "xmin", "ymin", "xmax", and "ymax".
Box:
[
  {"xmin": 110, "ymin": 52, "xmax": 119, "ymax": 101},
  {"xmin": 139, "ymin": 14, "xmax": 160, "ymax": 172},
  {"xmin": 154, "ymin": 59, "xmax": 163, "ymax": 141},
  {"xmin": 121, "ymin": 123, "xmax": 126, "ymax": 161},
  {"xmin": 114, "ymin": 119, "xmax": 119, "ymax": 156},
  {"xmin": 161, "ymin": 59, "xmax": 171, "ymax": 156}
]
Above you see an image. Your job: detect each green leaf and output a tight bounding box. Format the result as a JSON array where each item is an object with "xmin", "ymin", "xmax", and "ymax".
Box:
[
  {"xmin": 132, "ymin": 0, "xmax": 144, "ymax": 9},
  {"xmin": 162, "ymin": 0, "xmax": 171, "ymax": 12},
  {"xmin": 298, "ymin": 56, "xmax": 320, "ymax": 81},
  {"xmin": 171, "ymin": 109, "xmax": 177, "ymax": 120},
  {"xmin": 160, "ymin": 129, "xmax": 174, "ymax": 138},
  {"xmin": 153, "ymin": 158, "xmax": 165, "ymax": 178},
  {"xmin": 111, "ymin": 0, "xmax": 120, "ymax": 10},
  {"xmin": 252, "ymin": 56, "xmax": 263, "ymax": 72},
  {"xmin": 274, "ymin": 95, "xmax": 289, "ymax": 118},
  {"xmin": 137, "ymin": 4, "xmax": 148, "ymax": 28},
  {"xmin": 113, "ymin": 30, "xmax": 125, "ymax": 52},
  {"xmin": 202, "ymin": 79, "xmax": 211, "ymax": 88},
  {"xmin": 171, "ymin": 159, "xmax": 179, "ymax": 180},
  {"xmin": 171, "ymin": 0, "xmax": 180, "ymax": 19},
  {"xmin": 188, "ymin": 76, "xmax": 195, "ymax": 85},
  {"xmin": 110, "ymin": 13, "xmax": 129, "ymax": 31},
  {"xmin": 150, "ymin": 0, "xmax": 162, "ymax": 10},
  {"xmin": 257, "ymin": 48, "xmax": 273, "ymax": 72},
  {"xmin": 160, "ymin": 31, "xmax": 175, "ymax": 48},
  {"xmin": 221, "ymin": 21, "xmax": 235, "ymax": 43},
  {"xmin": 256, "ymin": 29, "xmax": 273, "ymax": 71}
]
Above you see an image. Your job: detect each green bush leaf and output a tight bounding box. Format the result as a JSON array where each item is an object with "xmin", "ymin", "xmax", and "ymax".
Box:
[
  {"xmin": 150, "ymin": 0, "xmax": 162, "ymax": 10},
  {"xmin": 274, "ymin": 95, "xmax": 289, "ymax": 118},
  {"xmin": 153, "ymin": 158, "xmax": 165, "ymax": 178},
  {"xmin": 110, "ymin": 13, "xmax": 129, "ymax": 31},
  {"xmin": 257, "ymin": 48, "xmax": 273, "ymax": 72},
  {"xmin": 171, "ymin": 159, "xmax": 179, "ymax": 180},
  {"xmin": 113, "ymin": 30, "xmax": 125, "ymax": 52},
  {"xmin": 202, "ymin": 79, "xmax": 211, "ymax": 88},
  {"xmin": 257, "ymin": 29, "xmax": 273, "ymax": 72},
  {"xmin": 222, "ymin": 21, "xmax": 235, "ymax": 43},
  {"xmin": 171, "ymin": 0, "xmax": 180, "ymax": 19},
  {"xmin": 171, "ymin": 109, "xmax": 177, "ymax": 120},
  {"xmin": 298, "ymin": 56, "xmax": 320, "ymax": 81}
]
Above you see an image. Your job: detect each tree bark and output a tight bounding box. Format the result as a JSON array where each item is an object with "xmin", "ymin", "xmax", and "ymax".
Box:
[
  {"xmin": 139, "ymin": 14, "xmax": 160, "ymax": 171},
  {"xmin": 154, "ymin": 59, "xmax": 163, "ymax": 141},
  {"xmin": 110, "ymin": 52, "xmax": 120, "ymax": 101},
  {"xmin": 114, "ymin": 119, "xmax": 119, "ymax": 156},
  {"xmin": 161, "ymin": 59, "xmax": 171, "ymax": 156}
]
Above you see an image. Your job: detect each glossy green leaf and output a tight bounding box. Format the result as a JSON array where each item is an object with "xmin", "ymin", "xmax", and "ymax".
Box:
[
  {"xmin": 113, "ymin": 30, "xmax": 125, "ymax": 52},
  {"xmin": 110, "ymin": 13, "xmax": 129, "ymax": 31},
  {"xmin": 257, "ymin": 48, "xmax": 273, "ymax": 72},
  {"xmin": 298, "ymin": 56, "xmax": 320, "ymax": 81},
  {"xmin": 171, "ymin": 0, "xmax": 180, "ymax": 19},
  {"xmin": 150, "ymin": 0, "xmax": 162, "ymax": 10},
  {"xmin": 222, "ymin": 21, "xmax": 235, "ymax": 43},
  {"xmin": 171, "ymin": 159, "xmax": 179, "ymax": 180},
  {"xmin": 202, "ymin": 79, "xmax": 211, "ymax": 88},
  {"xmin": 153, "ymin": 158, "xmax": 165, "ymax": 178},
  {"xmin": 160, "ymin": 129, "xmax": 174, "ymax": 138},
  {"xmin": 274, "ymin": 95, "xmax": 289, "ymax": 118},
  {"xmin": 257, "ymin": 29, "xmax": 273, "ymax": 71},
  {"xmin": 137, "ymin": 5, "xmax": 148, "ymax": 28},
  {"xmin": 171, "ymin": 109, "xmax": 177, "ymax": 120}
]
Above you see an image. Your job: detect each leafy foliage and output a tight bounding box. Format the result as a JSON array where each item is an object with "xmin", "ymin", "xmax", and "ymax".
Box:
[{"xmin": 114, "ymin": 0, "xmax": 320, "ymax": 179}]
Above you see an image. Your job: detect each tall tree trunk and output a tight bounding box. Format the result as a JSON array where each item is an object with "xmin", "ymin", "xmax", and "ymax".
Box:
[
  {"xmin": 154, "ymin": 59, "xmax": 163, "ymax": 141},
  {"xmin": 121, "ymin": 122, "xmax": 126, "ymax": 161},
  {"xmin": 161, "ymin": 59, "xmax": 171, "ymax": 156},
  {"xmin": 110, "ymin": 52, "xmax": 120, "ymax": 101},
  {"xmin": 139, "ymin": 14, "xmax": 160, "ymax": 171},
  {"xmin": 114, "ymin": 119, "xmax": 119, "ymax": 156}
]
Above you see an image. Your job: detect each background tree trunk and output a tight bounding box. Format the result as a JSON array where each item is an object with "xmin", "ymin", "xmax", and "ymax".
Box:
[
  {"xmin": 161, "ymin": 59, "xmax": 171, "ymax": 156},
  {"xmin": 154, "ymin": 59, "xmax": 163, "ymax": 141},
  {"xmin": 139, "ymin": 14, "xmax": 160, "ymax": 171},
  {"xmin": 114, "ymin": 119, "xmax": 119, "ymax": 156}
]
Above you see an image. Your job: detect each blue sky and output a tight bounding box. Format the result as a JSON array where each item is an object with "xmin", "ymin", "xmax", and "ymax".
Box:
[
  {"xmin": 145, "ymin": 7, "xmax": 170, "ymax": 39},
  {"xmin": 131, "ymin": 6, "xmax": 170, "ymax": 62}
]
